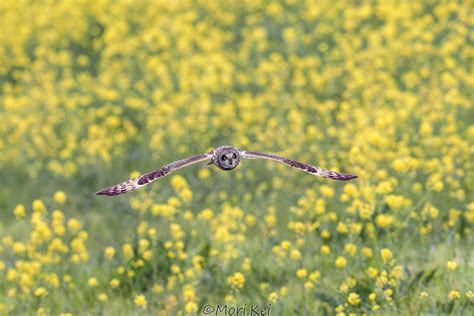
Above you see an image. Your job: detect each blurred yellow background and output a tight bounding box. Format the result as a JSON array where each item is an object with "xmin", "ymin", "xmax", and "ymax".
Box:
[{"xmin": 0, "ymin": 0, "xmax": 472, "ymax": 314}]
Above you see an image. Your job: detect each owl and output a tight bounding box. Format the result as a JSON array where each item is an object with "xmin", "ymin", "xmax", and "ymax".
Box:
[{"xmin": 95, "ymin": 145, "xmax": 357, "ymax": 196}]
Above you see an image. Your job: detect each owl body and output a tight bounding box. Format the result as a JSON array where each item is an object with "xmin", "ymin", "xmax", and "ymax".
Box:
[{"xmin": 96, "ymin": 145, "xmax": 357, "ymax": 196}]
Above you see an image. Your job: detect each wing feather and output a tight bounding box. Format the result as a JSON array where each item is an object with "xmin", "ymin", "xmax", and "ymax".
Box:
[
  {"xmin": 95, "ymin": 153, "xmax": 212, "ymax": 196},
  {"xmin": 241, "ymin": 150, "xmax": 357, "ymax": 181}
]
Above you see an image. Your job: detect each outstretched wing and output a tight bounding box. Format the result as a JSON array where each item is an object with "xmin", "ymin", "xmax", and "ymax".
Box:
[
  {"xmin": 240, "ymin": 150, "xmax": 357, "ymax": 181},
  {"xmin": 95, "ymin": 153, "xmax": 212, "ymax": 196}
]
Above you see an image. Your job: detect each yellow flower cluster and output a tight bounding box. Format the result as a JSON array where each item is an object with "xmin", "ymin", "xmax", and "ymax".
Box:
[
  {"xmin": 227, "ymin": 272, "xmax": 246, "ymax": 290},
  {"xmin": 1, "ymin": 194, "xmax": 89, "ymax": 313}
]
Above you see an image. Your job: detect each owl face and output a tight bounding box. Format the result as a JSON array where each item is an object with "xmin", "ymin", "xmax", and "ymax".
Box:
[{"xmin": 214, "ymin": 146, "xmax": 240, "ymax": 170}]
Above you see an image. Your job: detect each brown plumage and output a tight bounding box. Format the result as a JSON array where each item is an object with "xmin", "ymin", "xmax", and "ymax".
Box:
[
  {"xmin": 241, "ymin": 151, "xmax": 357, "ymax": 181},
  {"xmin": 95, "ymin": 145, "xmax": 357, "ymax": 196}
]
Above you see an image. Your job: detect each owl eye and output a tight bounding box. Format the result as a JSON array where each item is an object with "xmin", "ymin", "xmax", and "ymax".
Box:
[
  {"xmin": 232, "ymin": 154, "xmax": 237, "ymax": 159},
  {"xmin": 222, "ymin": 155, "xmax": 227, "ymax": 161}
]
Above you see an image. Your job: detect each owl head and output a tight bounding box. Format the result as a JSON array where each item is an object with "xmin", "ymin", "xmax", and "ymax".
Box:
[{"xmin": 214, "ymin": 146, "xmax": 240, "ymax": 170}]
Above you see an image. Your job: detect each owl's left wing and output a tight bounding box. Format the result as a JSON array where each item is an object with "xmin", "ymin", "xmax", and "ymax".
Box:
[
  {"xmin": 240, "ymin": 150, "xmax": 357, "ymax": 181},
  {"xmin": 95, "ymin": 152, "xmax": 213, "ymax": 196}
]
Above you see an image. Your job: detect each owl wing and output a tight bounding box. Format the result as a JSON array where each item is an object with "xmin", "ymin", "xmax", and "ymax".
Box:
[
  {"xmin": 240, "ymin": 150, "xmax": 357, "ymax": 181},
  {"xmin": 95, "ymin": 153, "xmax": 213, "ymax": 196}
]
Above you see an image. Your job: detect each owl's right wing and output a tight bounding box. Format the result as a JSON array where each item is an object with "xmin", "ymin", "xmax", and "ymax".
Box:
[
  {"xmin": 95, "ymin": 152, "xmax": 213, "ymax": 196},
  {"xmin": 240, "ymin": 150, "xmax": 357, "ymax": 181}
]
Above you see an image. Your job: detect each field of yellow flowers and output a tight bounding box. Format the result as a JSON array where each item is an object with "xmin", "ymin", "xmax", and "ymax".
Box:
[{"xmin": 1, "ymin": 0, "xmax": 473, "ymax": 315}]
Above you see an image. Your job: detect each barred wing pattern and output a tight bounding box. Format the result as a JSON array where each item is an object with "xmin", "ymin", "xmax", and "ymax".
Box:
[
  {"xmin": 95, "ymin": 153, "xmax": 212, "ymax": 196},
  {"xmin": 241, "ymin": 151, "xmax": 357, "ymax": 181}
]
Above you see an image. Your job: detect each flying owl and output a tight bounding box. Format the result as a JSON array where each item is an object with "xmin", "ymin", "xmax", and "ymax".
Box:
[{"xmin": 95, "ymin": 145, "xmax": 357, "ymax": 196}]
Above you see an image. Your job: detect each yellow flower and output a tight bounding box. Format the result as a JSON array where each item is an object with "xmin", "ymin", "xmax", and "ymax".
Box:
[
  {"xmin": 198, "ymin": 208, "xmax": 214, "ymax": 221},
  {"xmin": 321, "ymin": 245, "xmax": 331, "ymax": 255},
  {"xmin": 148, "ymin": 228, "xmax": 157, "ymax": 238},
  {"xmin": 110, "ymin": 279, "xmax": 120, "ymax": 289},
  {"xmin": 143, "ymin": 250, "xmax": 153, "ymax": 261},
  {"xmin": 138, "ymin": 239, "xmax": 150, "ymax": 253},
  {"xmin": 465, "ymin": 290, "xmax": 473, "ymax": 300},
  {"xmin": 320, "ymin": 185, "xmax": 334, "ymax": 197},
  {"xmin": 420, "ymin": 291, "xmax": 428, "ymax": 299},
  {"xmin": 34, "ymin": 287, "xmax": 48, "ymax": 298},
  {"xmin": 6, "ymin": 268, "xmax": 17, "ymax": 281},
  {"xmin": 67, "ymin": 218, "xmax": 82, "ymax": 233},
  {"xmin": 183, "ymin": 285, "xmax": 196, "ymax": 302},
  {"xmin": 134, "ymin": 294, "xmax": 147, "ymax": 308},
  {"xmin": 78, "ymin": 231, "xmax": 88, "ymax": 240},
  {"xmin": 53, "ymin": 191, "xmax": 67, "ymax": 204},
  {"xmin": 13, "ymin": 204, "xmax": 26, "ymax": 219},
  {"xmin": 7, "ymin": 288, "xmax": 16, "ymax": 297},
  {"xmin": 344, "ymin": 243, "xmax": 357, "ymax": 256},
  {"xmin": 128, "ymin": 170, "xmax": 140, "ymax": 179},
  {"xmin": 171, "ymin": 175, "xmax": 188, "ymax": 192},
  {"xmin": 227, "ymin": 272, "xmax": 245, "ymax": 289},
  {"xmin": 153, "ymin": 284, "xmax": 164, "ymax": 294},
  {"xmin": 97, "ymin": 293, "xmax": 108, "ymax": 302},
  {"xmin": 362, "ymin": 247, "xmax": 373, "ymax": 258},
  {"xmin": 347, "ymin": 292, "xmax": 360, "ymax": 305},
  {"xmin": 133, "ymin": 259, "xmax": 145, "ymax": 268},
  {"xmin": 376, "ymin": 214, "xmax": 394, "ymax": 228},
  {"xmin": 180, "ymin": 189, "xmax": 193, "ymax": 202},
  {"xmin": 369, "ymin": 293, "xmax": 376, "ymax": 301},
  {"xmin": 447, "ymin": 290, "xmax": 460, "ymax": 301},
  {"xmin": 380, "ymin": 248, "xmax": 393, "ymax": 264},
  {"xmin": 335, "ymin": 256, "xmax": 347, "ymax": 269},
  {"xmin": 343, "ymin": 183, "xmax": 358, "ymax": 197},
  {"xmin": 184, "ymin": 302, "xmax": 198, "ymax": 314},
  {"xmin": 170, "ymin": 264, "xmax": 180, "ymax": 274},
  {"xmin": 122, "ymin": 243, "xmax": 134, "ymax": 260},
  {"xmin": 384, "ymin": 288, "xmax": 393, "ymax": 299},
  {"xmin": 185, "ymin": 268, "xmax": 194, "ymax": 279},
  {"xmin": 198, "ymin": 168, "xmax": 211, "ymax": 180},
  {"xmin": 242, "ymin": 257, "xmax": 251, "ymax": 271},
  {"xmin": 88, "ymin": 277, "xmax": 98, "ymax": 287},
  {"xmin": 245, "ymin": 214, "xmax": 256, "ymax": 226},
  {"xmin": 296, "ymin": 268, "xmax": 308, "ymax": 279},
  {"xmin": 265, "ymin": 214, "xmax": 277, "ymax": 227},
  {"xmin": 336, "ymin": 222, "xmax": 348, "ymax": 234},
  {"xmin": 308, "ymin": 271, "xmax": 320, "ymax": 282},
  {"xmin": 446, "ymin": 260, "xmax": 457, "ymax": 270},
  {"xmin": 280, "ymin": 240, "xmax": 290, "ymax": 250},
  {"xmin": 320, "ymin": 230, "xmax": 331, "ymax": 239},
  {"xmin": 268, "ymin": 292, "xmax": 278, "ymax": 303},
  {"xmin": 32, "ymin": 200, "xmax": 46, "ymax": 214},
  {"xmin": 366, "ymin": 267, "xmax": 378, "ymax": 278},
  {"xmin": 290, "ymin": 249, "xmax": 302, "ymax": 260},
  {"xmin": 105, "ymin": 246, "xmax": 116, "ymax": 259},
  {"xmin": 12, "ymin": 242, "xmax": 26, "ymax": 254}
]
